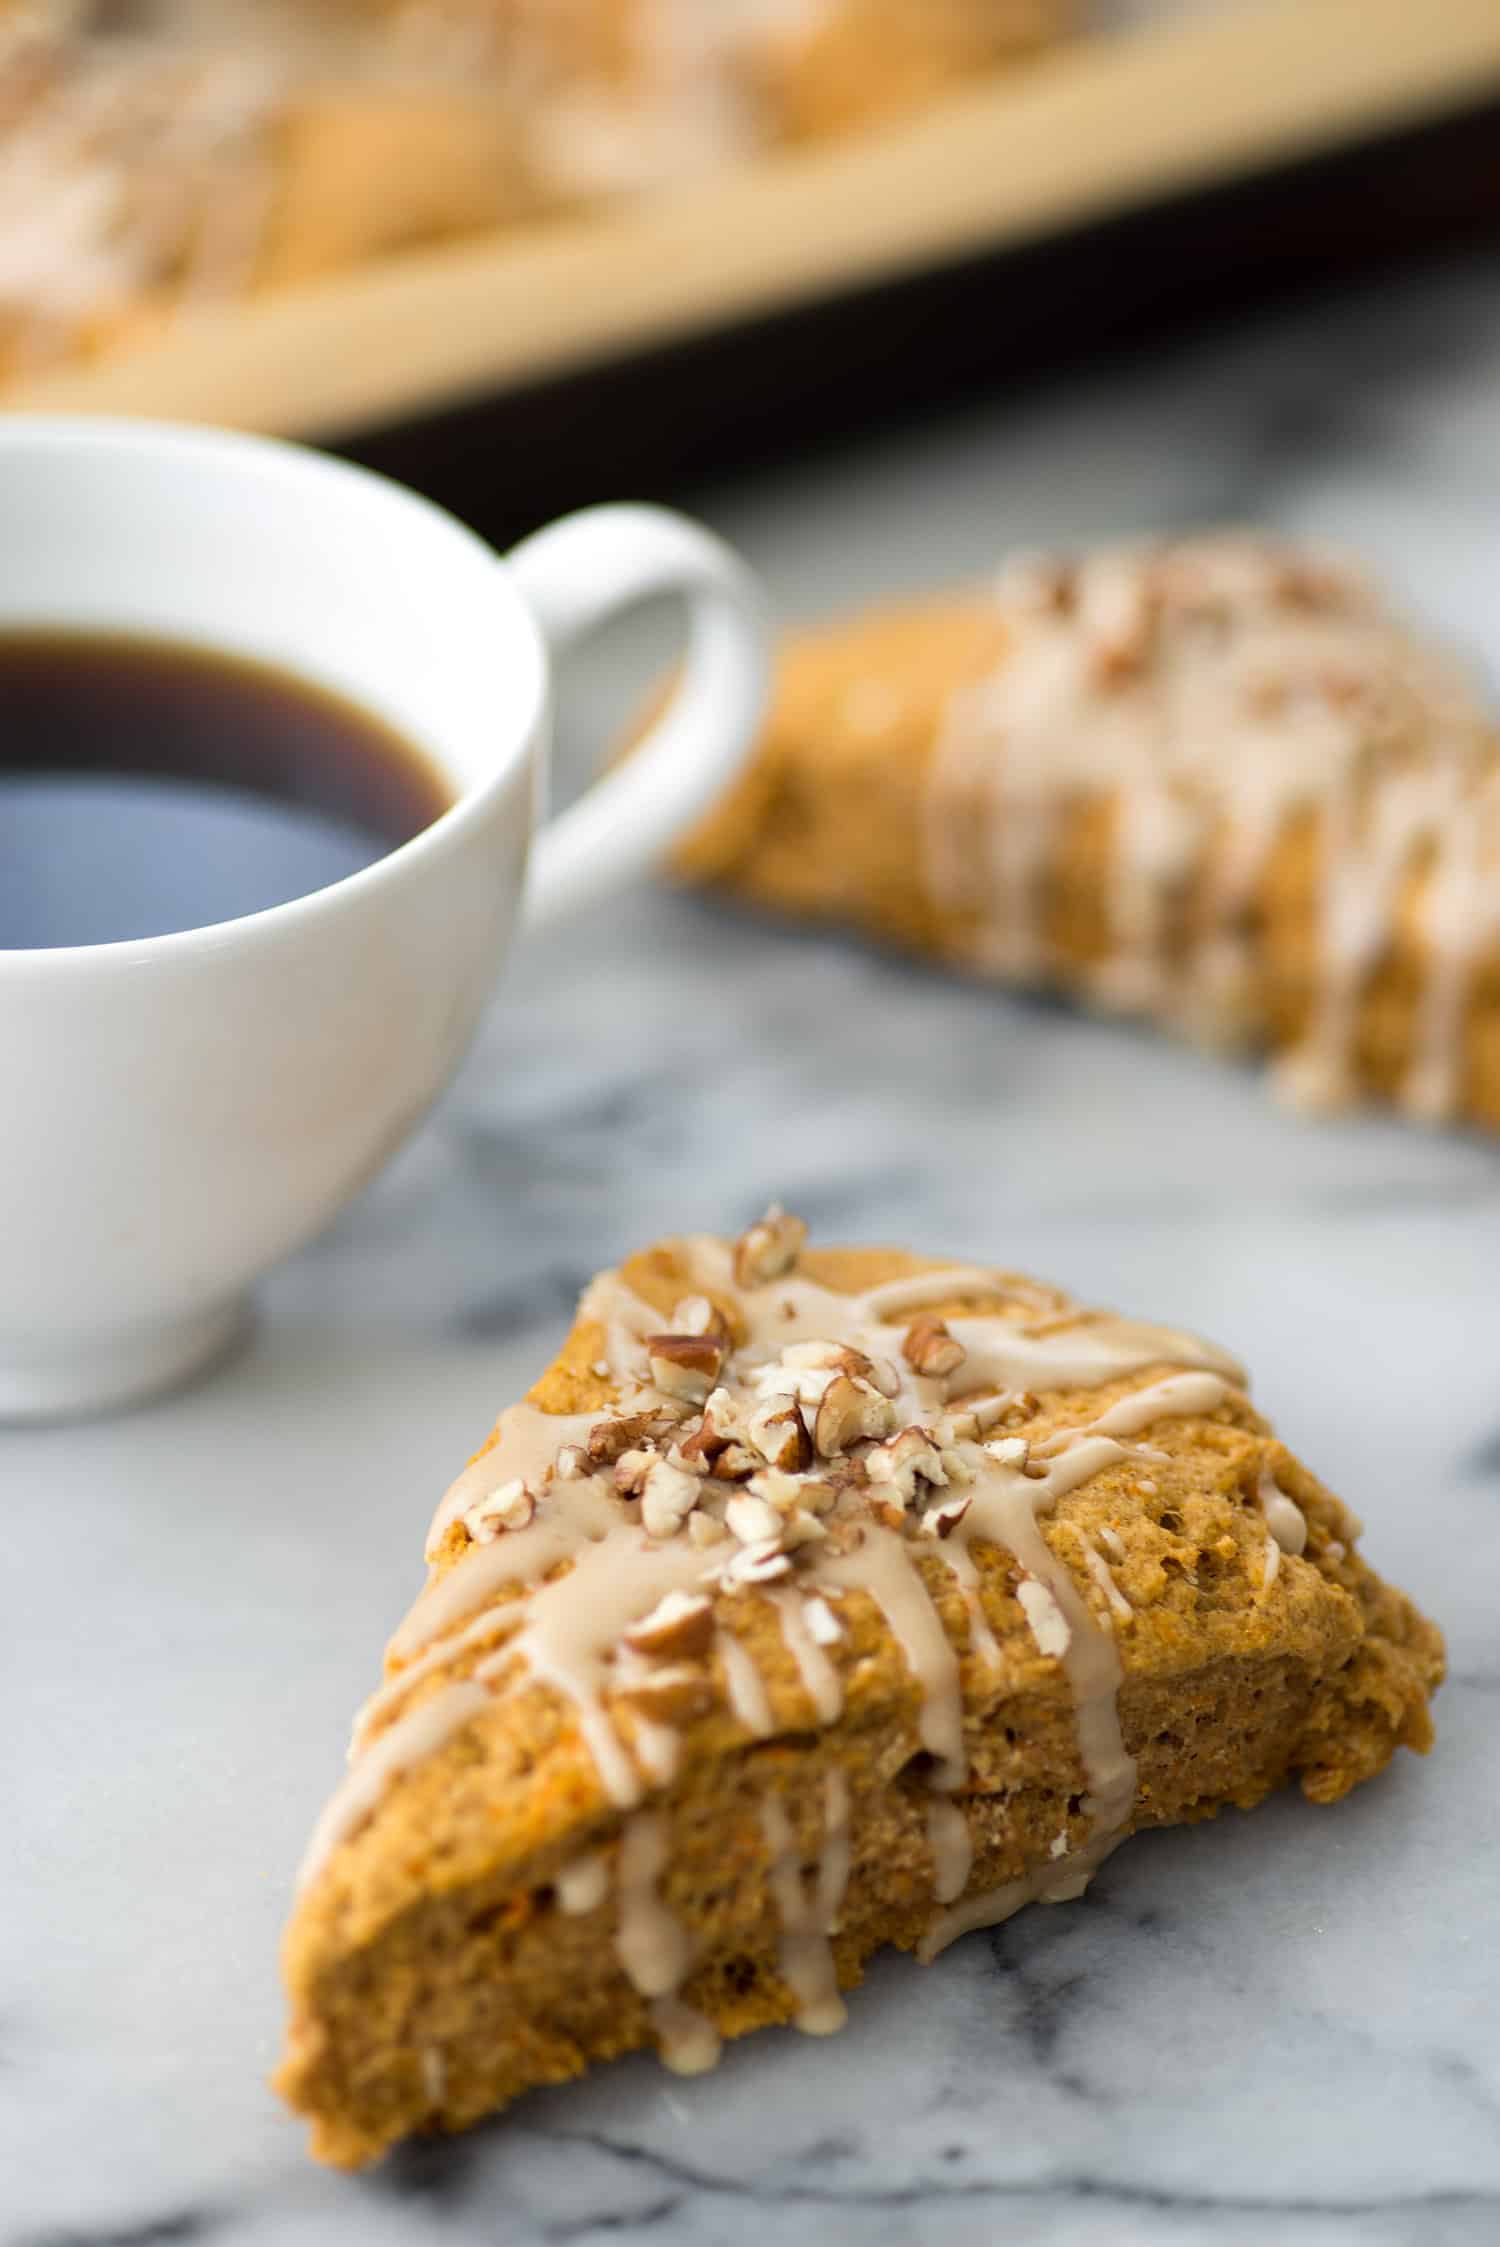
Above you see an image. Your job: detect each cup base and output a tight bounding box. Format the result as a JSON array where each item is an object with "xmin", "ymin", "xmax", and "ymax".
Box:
[{"xmin": 0, "ymin": 1296, "xmax": 252, "ymax": 1423}]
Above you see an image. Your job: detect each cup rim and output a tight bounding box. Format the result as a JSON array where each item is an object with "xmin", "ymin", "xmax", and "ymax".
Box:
[{"xmin": 0, "ymin": 415, "xmax": 546, "ymax": 975}]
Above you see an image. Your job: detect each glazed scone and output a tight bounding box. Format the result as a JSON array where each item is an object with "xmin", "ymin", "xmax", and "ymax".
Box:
[
  {"xmin": 675, "ymin": 535, "xmax": 1500, "ymax": 1131},
  {"xmin": 0, "ymin": 2, "xmax": 533, "ymax": 382},
  {"xmin": 277, "ymin": 1212, "xmax": 1441, "ymax": 2168}
]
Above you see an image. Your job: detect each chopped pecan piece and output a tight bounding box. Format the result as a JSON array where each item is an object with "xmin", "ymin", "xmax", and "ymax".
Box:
[
  {"xmin": 733, "ymin": 1204, "xmax": 807, "ymax": 1289},
  {"xmin": 721, "ymin": 1537, "xmax": 794, "ymax": 1588},
  {"xmin": 709, "ymin": 1441, "xmax": 759, "ymax": 1482},
  {"xmin": 725, "ymin": 1493, "xmax": 783, "ymax": 1546},
  {"xmin": 866, "ymin": 1425, "xmax": 947, "ymax": 1504},
  {"xmin": 672, "ymin": 1295, "xmax": 732, "ymax": 1343},
  {"xmin": 461, "ymin": 1478, "xmax": 535, "ymax": 1541},
  {"xmin": 744, "ymin": 1395, "xmax": 810, "ymax": 1472},
  {"xmin": 902, "ymin": 1316, "xmax": 966, "ymax": 1379},
  {"xmin": 613, "ymin": 1447, "xmax": 656, "ymax": 1497},
  {"xmin": 814, "ymin": 1373, "xmax": 897, "ymax": 1458},
  {"xmin": 639, "ymin": 1460, "xmax": 701, "ymax": 1539},
  {"xmin": 920, "ymin": 1492, "xmax": 974, "ymax": 1539},
  {"xmin": 647, "ymin": 1332, "xmax": 727, "ymax": 1404},
  {"xmin": 624, "ymin": 1589, "xmax": 715, "ymax": 1661},
  {"xmin": 587, "ymin": 1412, "xmax": 661, "ymax": 1466}
]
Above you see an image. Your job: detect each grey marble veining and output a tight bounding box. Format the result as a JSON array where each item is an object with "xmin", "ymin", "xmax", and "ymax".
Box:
[{"xmin": 8, "ymin": 251, "xmax": 1500, "ymax": 2247}]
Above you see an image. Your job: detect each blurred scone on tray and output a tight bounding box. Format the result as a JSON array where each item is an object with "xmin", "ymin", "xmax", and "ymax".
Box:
[
  {"xmin": 0, "ymin": 0, "xmax": 1073, "ymax": 380},
  {"xmin": 677, "ymin": 532, "xmax": 1500, "ymax": 1134}
]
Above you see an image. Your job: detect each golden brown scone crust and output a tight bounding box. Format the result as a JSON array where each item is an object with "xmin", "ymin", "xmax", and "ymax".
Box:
[
  {"xmin": 673, "ymin": 578, "xmax": 1500, "ymax": 1133},
  {"xmin": 277, "ymin": 1240, "xmax": 1441, "ymax": 2169}
]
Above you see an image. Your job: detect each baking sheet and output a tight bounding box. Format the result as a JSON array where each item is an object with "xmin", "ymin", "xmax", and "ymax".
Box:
[{"xmin": 8, "ymin": 0, "xmax": 1500, "ymax": 443}]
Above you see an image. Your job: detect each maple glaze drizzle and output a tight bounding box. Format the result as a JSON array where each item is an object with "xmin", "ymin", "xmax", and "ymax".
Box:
[
  {"xmin": 926, "ymin": 534, "xmax": 1500, "ymax": 1120},
  {"xmin": 298, "ymin": 1224, "xmax": 1261, "ymax": 2070},
  {"xmin": 761, "ymin": 1771, "xmax": 852, "ymax": 2035}
]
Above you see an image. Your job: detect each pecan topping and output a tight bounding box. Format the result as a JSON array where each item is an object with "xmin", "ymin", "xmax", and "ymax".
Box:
[
  {"xmin": 733, "ymin": 1204, "xmax": 807, "ymax": 1289},
  {"xmin": 920, "ymin": 1491, "xmax": 974, "ymax": 1539},
  {"xmin": 721, "ymin": 1537, "xmax": 794, "ymax": 1588},
  {"xmin": 639, "ymin": 1459, "xmax": 701, "ymax": 1539},
  {"xmin": 744, "ymin": 1395, "xmax": 810, "ymax": 1472},
  {"xmin": 813, "ymin": 1373, "xmax": 897, "ymax": 1458},
  {"xmin": 461, "ymin": 1478, "xmax": 535, "ymax": 1541},
  {"xmin": 647, "ymin": 1332, "xmax": 727, "ymax": 1404},
  {"xmin": 588, "ymin": 1412, "xmax": 663, "ymax": 1466},
  {"xmin": 674, "ymin": 1387, "xmax": 739, "ymax": 1470},
  {"xmin": 672, "ymin": 1295, "xmax": 731, "ymax": 1344},
  {"xmin": 902, "ymin": 1315, "xmax": 966, "ymax": 1379},
  {"xmin": 984, "ymin": 1435, "xmax": 1031, "ymax": 1472},
  {"xmin": 866, "ymin": 1425, "xmax": 947, "ymax": 1504},
  {"xmin": 725, "ymin": 1492, "xmax": 783, "ymax": 1546},
  {"xmin": 613, "ymin": 1447, "xmax": 656, "ymax": 1497},
  {"xmin": 709, "ymin": 1441, "xmax": 759, "ymax": 1482},
  {"xmin": 624, "ymin": 1589, "xmax": 715, "ymax": 1661}
]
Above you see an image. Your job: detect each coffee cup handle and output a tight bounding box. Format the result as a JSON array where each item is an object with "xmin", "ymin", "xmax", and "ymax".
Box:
[{"xmin": 507, "ymin": 503, "xmax": 770, "ymax": 931}]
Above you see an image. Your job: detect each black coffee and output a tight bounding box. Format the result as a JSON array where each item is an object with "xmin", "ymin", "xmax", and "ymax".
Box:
[{"xmin": 0, "ymin": 630, "xmax": 454, "ymax": 948}]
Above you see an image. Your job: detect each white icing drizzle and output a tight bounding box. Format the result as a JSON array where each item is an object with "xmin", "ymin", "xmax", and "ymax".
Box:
[
  {"xmin": 917, "ymin": 1836, "xmax": 1123, "ymax": 1965},
  {"xmin": 951, "ymin": 1437, "xmax": 1138, "ymax": 1837},
  {"xmin": 1258, "ymin": 1467, "xmax": 1308, "ymax": 1559},
  {"xmin": 931, "ymin": 1533, "xmax": 1002, "ymax": 1671},
  {"xmin": 556, "ymin": 1850, "xmax": 609, "ymax": 1915},
  {"xmin": 770, "ymin": 1588, "xmax": 844, "ymax": 1724},
  {"xmin": 760, "ymin": 1772, "xmax": 851, "ymax": 2036},
  {"xmin": 349, "ymin": 1598, "xmax": 523, "ymax": 1758},
  {"xmin": 297, "ymin": 1681, "xmax": 490, "ymax": 1889},
  {"xmin": 950, "ymin": 1315, "xmax": 1243, "ymax": 1399},
  {"xmin": 615, "ymin": 1810, "xmax": 722, "ymax": 2075},
  {"xmin": 924, "ymin": 534, "xmax": 1500, "ymax": 1118},
  {"xmin": 716, "ymin": 1628, "xmax": 776, "ymax": 1737},
  {"xmin": 649, "ymin": 1995, "xmax": 724, "ymax": 2075},
  {"xmin": 480, "ymin": 1527, "xmax": 712, "ymax": 1810},
  {"xmin": 858, "ymin": 1267, "xmax": 1057, "ymax": 1318},
  {"xmin": 1033, "ymin": 1369, "xmax": 1232, "ymax": 1455},
  {"xmin": 426, "ymin": 1408, "xmax": 599, "ymax": 1554},
  {"xmin": 632, "ymin": 1716, "xmax": 682, "ymax": 1786},
  {"xmin": 1083, "ymin": 1542, "xmax": 1133, "ymax": 1624},
  {"xmin": 822, "ymin": 1527, "xmax": 965, "ymax": 1788},
  {"xmin": 392, "ymin": 1470, "xmax": 619, "ymax": 1659},
  {"xmin": 615, "ymin": 1812, "xmax": 690, "ymax": 1994},
  {"xmin": 926, "ymin": 1797, "xmax": 973, "ymax": 1905}
]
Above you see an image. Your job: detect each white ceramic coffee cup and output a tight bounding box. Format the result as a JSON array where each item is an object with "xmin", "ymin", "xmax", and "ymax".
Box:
[{"xmin": 0, "ymin": 417, "xmax": 769, "ymax": 1419}]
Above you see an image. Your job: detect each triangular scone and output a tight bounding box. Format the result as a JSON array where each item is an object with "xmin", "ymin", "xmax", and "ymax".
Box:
[
  {"xmin": 675, "ymin": 534, "xmax": 1500, "ymax": 1129},
  {"xmin": 277, "ymin": 1214, "xmax": 1442, "ymax": 2167}
]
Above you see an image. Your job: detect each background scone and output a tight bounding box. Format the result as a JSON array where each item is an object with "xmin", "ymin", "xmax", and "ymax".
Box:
[
  {"xmin": 278, "ymin": 1213, "xmax": 1441, "ymax": 2168},
  {"xmin": 0, "ymin": 0, "xmax": 1069, "ymax": 381},
  {"xmin": 676, "ymin": 534, "xmax": 1500, "ymax": 1130}
]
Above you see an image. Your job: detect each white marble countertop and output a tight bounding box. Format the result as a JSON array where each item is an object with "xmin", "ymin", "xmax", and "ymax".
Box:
[{"xmin": 9, "ymin": 252, "xmax": 1500, "ymax": 2247}]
